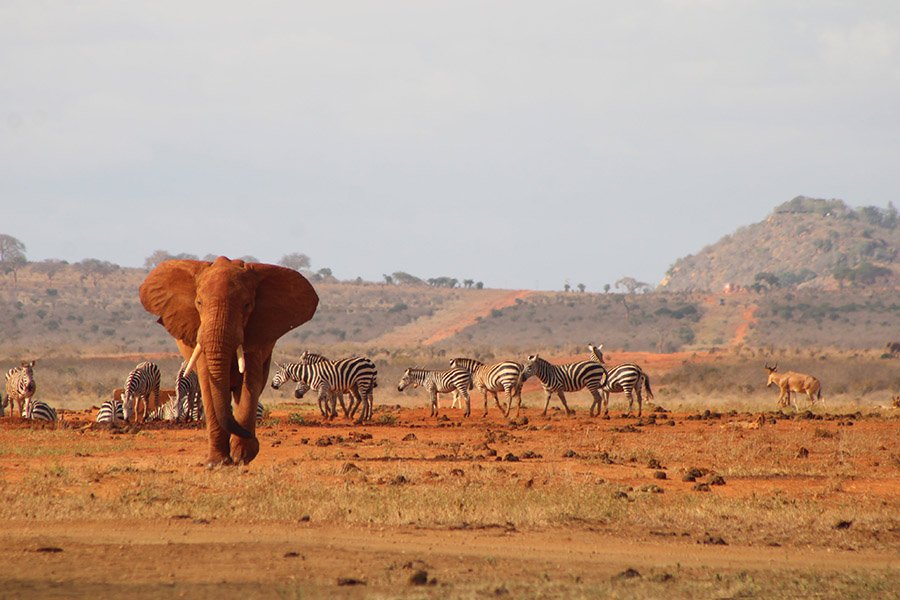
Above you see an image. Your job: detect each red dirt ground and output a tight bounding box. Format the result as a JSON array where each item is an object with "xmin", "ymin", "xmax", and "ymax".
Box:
[{"xmin": 1, "ymin": 401, "xmax": 897, "ymax": 597}]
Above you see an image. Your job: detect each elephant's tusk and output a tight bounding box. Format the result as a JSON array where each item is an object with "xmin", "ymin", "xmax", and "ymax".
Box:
[
  {"xmin": 236, "ymin": 345, "xmax": 245, "ymax": 374},
  {"xmin": 184, "ymin": 343, "xmax": 202, "ymax": 375}
]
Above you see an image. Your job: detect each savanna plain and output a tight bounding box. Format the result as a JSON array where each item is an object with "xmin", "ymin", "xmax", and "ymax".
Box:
[{"xmin": 1, "ymin": 349, "xmax": 898, "ymax": 599}]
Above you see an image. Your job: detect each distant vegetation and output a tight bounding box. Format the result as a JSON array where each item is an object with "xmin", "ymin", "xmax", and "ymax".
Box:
[{"xmin": 660, "ymin": 197, "xmax": 898, "ymax": 292}]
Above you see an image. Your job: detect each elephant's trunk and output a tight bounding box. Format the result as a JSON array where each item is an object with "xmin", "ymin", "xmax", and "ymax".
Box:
[{"xmin": 200, "ymin": 310, "xmax": 253, "ymax": 440}]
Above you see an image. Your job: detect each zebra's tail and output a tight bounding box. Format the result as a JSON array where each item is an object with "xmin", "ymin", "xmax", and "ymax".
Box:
[{"xmin": 643, "ymin": 374, "xmax": 654, "ymax": 400}]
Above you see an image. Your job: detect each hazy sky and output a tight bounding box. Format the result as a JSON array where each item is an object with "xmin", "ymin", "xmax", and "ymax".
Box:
[{"xmin": 2, "ymin": 2, "xmax": 898, "ymax": 290}]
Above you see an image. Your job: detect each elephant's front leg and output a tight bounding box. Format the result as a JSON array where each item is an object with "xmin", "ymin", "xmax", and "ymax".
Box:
[{"xmin": 229, "ymin": 355, "xmax": 265, "ymax": 465}]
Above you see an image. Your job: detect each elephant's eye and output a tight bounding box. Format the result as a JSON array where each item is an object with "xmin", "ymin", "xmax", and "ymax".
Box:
[{"xmin": 244, "ymin": 302, "xmax": 253, "ymax": 311}]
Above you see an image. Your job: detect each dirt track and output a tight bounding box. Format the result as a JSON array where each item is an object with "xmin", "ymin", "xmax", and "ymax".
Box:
[{"xmin": 4, "ymin": 519, "xmax": 896, "ymax": 599}]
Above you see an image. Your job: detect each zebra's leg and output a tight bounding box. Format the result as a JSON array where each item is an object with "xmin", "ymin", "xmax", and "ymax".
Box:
[
  {"xmin": 430, "ymin": 390, "xmax": 438, "ymax": 417},
  {"xmin": 624, "ymin": 387, "xmax": 634, "ymax": 417},
  {"xmin": 462, "ymin": 389, "xmax": 471, "ymax": 418},
  {"xmin": 542, "ymin": 390, "xmax": 552, "ymax": 416},
  {"xmin": 481, "ymin": 389, "xmax": 490, "ymax": 417},
  {"xmin": 336, "ymin": 392, "xmax": 350, "ymax": 419},
  {"xmin": 503, "ymin": 386, "xmax": 514, "ymax": 418},
  {"xmin": 349, "ymin": 388, "xmax": 363, "ymax": 418},
  {"xmin": 602, "ymin": 390, "xmax": 611, "ymax": 418},
  {"xmin": 557, "ymin": 391, "xmax": 574, "ymax": 416},
  {"xmin": 590, "ymin": 388, "xmax": 603, "ymax": 418},
  {"xmin": 634, "ymin": 384, "xmax": 643, "ymax": 417},
  {"xmin": 491, "ymin": 390, "xmax": 505, "ymax": 413}
]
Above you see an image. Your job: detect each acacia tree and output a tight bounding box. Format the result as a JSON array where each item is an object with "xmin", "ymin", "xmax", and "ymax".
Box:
[
  {"xmin": 615, "ymin": 276, "xmax": 651, "ymax": 294},
  {"xmin": 31, "ymin": 258, "xmax": 68, "ymax": 281},
  {"xmin": 577, "ymin": 283, "xmax": 586, "ymax": 293},
  {"xmin": 0, "ymin": 234, "xmax": 27, "ymax": 282},
  {"xmin": 144, "ymin": 250, "xmax": 174, "ymax": 269},
  {"xmin": 77, "ymin": 259, "xmax": 119, "ymax": 288},
  {"xmin": 279, "ymin": 253, "xmax": 311, "ymax": 271}
]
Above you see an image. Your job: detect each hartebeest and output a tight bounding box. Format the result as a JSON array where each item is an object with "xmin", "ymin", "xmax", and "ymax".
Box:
[{"xmin": 764, "ymin": 362, "xmax": 823, "ymax": 409}]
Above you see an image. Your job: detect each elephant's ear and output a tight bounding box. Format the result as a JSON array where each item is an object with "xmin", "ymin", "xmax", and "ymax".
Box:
[
  {"xmin": 140, "ymin": 260, "xmax": 209, "ymax": 345},
  {"xmin": 245, "ymin": 264, "xmax": 318, "ymax": 348}
]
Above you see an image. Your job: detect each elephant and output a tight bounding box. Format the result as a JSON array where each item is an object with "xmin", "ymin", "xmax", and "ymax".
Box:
[{"xmin": 140, "ymin": 257, "xmax": 318, "ymax": 466}]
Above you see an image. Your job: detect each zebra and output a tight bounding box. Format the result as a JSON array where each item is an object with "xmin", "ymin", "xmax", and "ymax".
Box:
[
  {"xmin": 588, "ymin": 343, "xmax": 653, "ymax": 417},
  {"xmin": 448, "ymin": 357, "xmax": 526, "ymax": 417},
  {"xmin": 272, "ymin": 356, "xmax": 377, "ymax": 421},
  {"xmin": 521, "ymin": 355, "xmax": 607, "ymax": 416},
  {"xmin": 148, "ymin": 396, "xmax": 261, "ymax": 422},
  {"xmin": 122, "ymin": 361, "xmax": 161, "ymax": 423},
  {"xmin": 397, "ymin": 367, "xmax": 474, "ymax": 417},
  {"xmin": 95, "ymin": 400, "xmax": 124, "ymax": 425},
  {"xmin": 23, "ymin": 398, "xmax": 57, "ymax": 422},
  {"xmin": 174, "ymin": 362, "xmax": 201, "ymax": 422},
  {"xmin": 4, "ymin": 360, "xmax": 37, "ymax": 418},
  {"xmin": 298, "ymin": 351, "xmax": 377, "ymax": 420}
]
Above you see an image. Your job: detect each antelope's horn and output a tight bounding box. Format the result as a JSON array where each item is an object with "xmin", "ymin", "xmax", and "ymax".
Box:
[
  {"xmin": 184, "ymin": 343, "xmax": 202, "ymax": 376},
  {"xmin": 237, "ymin": 345, "xmax": 245, "ymax": 374}
]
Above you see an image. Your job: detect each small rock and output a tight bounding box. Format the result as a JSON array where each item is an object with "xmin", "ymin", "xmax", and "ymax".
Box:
[
  {"xmin": 340, "ymin": 462, "xmax": 361, "ymax": 474},
  {"xmin": 653, "ymin": 471, "xmax": 667, "ymax": 480},
  {"xmin": 615, "ymin": 568, "xmax": 641, "ymax": 579},
  {"xmin": 563, "ymin": 449, "xmax": 578, "ymax": 458},
  {"xmin": 708, "ymin": 474, "xmax": 726, "ymax": 486},
  {"xmin": 647, "ymin": 458, "xmax": 662, "ymax": 469},
  {"xmin": 408, "ymin": 570, "xmax": 428, "ymax": 585},
  {"xmin": 299, "ymin": 515, "xmax": 311, "ymax": 522},
  {"xmin": 699, "ymin": 533, "xmax": 727, "ymax": 545},
  {"xmin": 337, "ymin": 577, "xmax": 366, "ymax": 586},
  {"xmin": 797, "ymin": 447, "xmax": 809, "ymax": 458},
  {"xmin": 834, "ymin": 520, "xmax": 853, "ymax": 530},
  {"xmin": 283, "ymin": 551, "xmax": 301, "ymax": 558},
  {"xmin": 692, "ymin": 483, "xmax": 711, "ymax": 492},
  {"xmin": 402, "ymin": 433, "xmax": 417, "ymax": 441},
  {"xmin": 504, "ymin": 453, "xmax": 519, "ymax": 462},
  {"xmin": 34, "ymin": 547, "xmax": 63, "ymax": 553},
  {"xmin": 450, "ymin": 468, "xmax": 465, "ymax": 477},
  {"xmin": 612, "ymin": 490, "xmax": 629, "ymax": 500}
]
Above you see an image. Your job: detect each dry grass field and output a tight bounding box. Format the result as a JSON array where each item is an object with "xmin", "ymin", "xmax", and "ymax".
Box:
[{"xmin": 1, "ymin": 349, "xmax": 898, "ymax": 598}]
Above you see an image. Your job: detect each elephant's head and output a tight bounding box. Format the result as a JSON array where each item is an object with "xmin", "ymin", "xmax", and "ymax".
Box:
[{"xmin": 140, "ymin": 257, "xmax": 318, "ymax": 465}]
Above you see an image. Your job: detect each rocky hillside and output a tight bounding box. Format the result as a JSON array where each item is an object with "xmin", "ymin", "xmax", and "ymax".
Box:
[{"xmin": 659, "ymin": 197, "xmax": 899, "ymax": 292}]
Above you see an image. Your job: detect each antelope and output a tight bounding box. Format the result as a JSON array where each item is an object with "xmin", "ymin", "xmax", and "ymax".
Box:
[{"xmin": 764, "ymin": 362, "xmax": 823, "ymax": 410}]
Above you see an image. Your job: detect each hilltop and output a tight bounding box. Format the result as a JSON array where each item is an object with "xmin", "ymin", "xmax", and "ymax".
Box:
[{"xmin": 659, "ymin": 197, "xmax": 899, "ymax": 292}]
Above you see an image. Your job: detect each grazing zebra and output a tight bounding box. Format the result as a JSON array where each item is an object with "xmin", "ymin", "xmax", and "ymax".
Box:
[
  {"xmin": 449, "ymin": 357, "xmax": 526, "ymax": 417},
  {"xmin": 23, "ymin": 398, "xmax": 57, "ymax": 422},
  {"xmin": 175, "ymin": 362, "xmax": 202, "ymax": 422},
  {"xmin": 298, "ymin": 351, "xmax": 378, "ymax": 420},
  {"xmin": 95, "ymin": 400, "xmax": 124, "ymax": 425},
  {"xmin": 397, "ymin": 367, "xmax": 473, "ymax": 417},
  {"xmin": 272, "ymin": 356, "xmax": 377, "ymax": 421},
  {"xmin": 588, "ymin": 344, "xmax": 653, "ymax": 417},
  {"xmin": 521, "ymin": 355, "xmax": 607, "ymax": 416},
  {"xmin": 5, "ymin": 360, "xmax": 37, "ymax": 418},
  {"xmin": 122, "ymin": 361, "xmax": 161, "ymax": 423}
]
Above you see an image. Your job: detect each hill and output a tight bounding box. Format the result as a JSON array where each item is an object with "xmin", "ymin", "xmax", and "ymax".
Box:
[
  {"xmin": 1, "ymin": 255, "xmax": 898, "ymax": 360},
  {"xmin": 659, "ymin": 197, "xmax": 899, "ymax": 292}
]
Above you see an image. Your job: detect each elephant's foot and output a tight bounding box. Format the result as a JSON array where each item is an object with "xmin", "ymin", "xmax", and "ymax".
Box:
[{"xmin": 230, "ymin": 436, "xmax": 260, "ymax": 465}]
